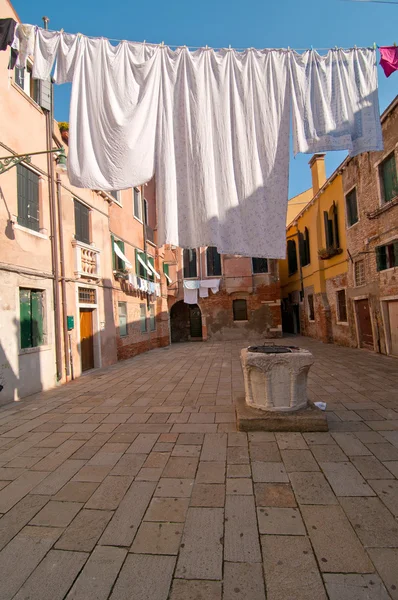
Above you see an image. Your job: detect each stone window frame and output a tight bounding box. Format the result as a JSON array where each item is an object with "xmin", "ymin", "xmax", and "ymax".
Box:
[
  {"xmin": 374, "ymin": 147, "xmax": 398, "ymax": 207},
  {"xmin": 345, "ymin": 184, "xmax": 359, "ymax": 229},
  {"xmin": 335, "ymin": 288, "xmax": 349, "ymax": 325}
]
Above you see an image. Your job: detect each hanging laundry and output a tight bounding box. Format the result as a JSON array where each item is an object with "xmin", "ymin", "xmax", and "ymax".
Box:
[
  {"xmin": 199, "ymin": 278, "xmax": 221, "ymax": 296},
  {"xmin": 199, "ymin": 287, "xmax": 209, "ymax": 298},
  {"xmin": 183, "ymin": 280, "xmax": 200, "ymax": 290},
  {"xmin": 32, "ymin": 30, "xmax": 383, "ymax": 258},
  {"xmin": 155, "ymin": 283, "xmax": 161, "ymax": 297},
  {"xmin": 184, "ymin": 287, "xmax": 198, "ymax": 304},
  {"xmin": 290, "ymin": 49, "xmax": 383, "ymax": 156},
  {"xmin": 12, "ymin": 23, "xmax": 35, "ymax": 69},
  {"xmin": 379, "ymin": 46, "xmax": 398, "ymax": 77},
  {"xmin": 128, "ymin": 273, "xmax": 138, "ymax": 289},
  {"xmin": 0, "ymin": 18, "xmax": 16, "ymax": 51}
]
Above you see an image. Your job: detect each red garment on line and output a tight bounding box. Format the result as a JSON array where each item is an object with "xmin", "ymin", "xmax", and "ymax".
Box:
[{"xmin": 379, "ymin": 46, "xmax": 398, "ymax": 77}]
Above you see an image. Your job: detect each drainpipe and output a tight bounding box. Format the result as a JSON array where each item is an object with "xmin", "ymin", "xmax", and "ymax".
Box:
[
  {"xmin": 56, "ymin": 173, "xmax": 70, "ymax": 378},
  {"xmin": 43, "ymin": 15, "xmax": 62, "ymax": 381}
]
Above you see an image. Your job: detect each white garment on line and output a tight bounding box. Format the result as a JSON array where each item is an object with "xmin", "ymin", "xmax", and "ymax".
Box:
[
  {"xmin": 32, "ymin": 30, "xmax": 383, "ymax": 258},
  {"xmin": 199, "ymin": 286, "xmax": 209, "ymax": 298},
  {"xmin": 184, "ymin": 287, "xmax": 198, "ymax": 304},
  {"xmin": 12, "ymin": 23, "xmax": 35, "ymax": 69},
  {"xmin": 184, "ymin": 280, "xmax": 200, "ymax": 289}
]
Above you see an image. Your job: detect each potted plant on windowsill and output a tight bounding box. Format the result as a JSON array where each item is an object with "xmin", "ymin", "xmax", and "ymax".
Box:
[
  {"xmin": 58, "ymin": 122, "xmax": 69, "ymax": 144},
  {"xmin": 318, "ymin": 247, "xmax": 343, "ymax": 260}
]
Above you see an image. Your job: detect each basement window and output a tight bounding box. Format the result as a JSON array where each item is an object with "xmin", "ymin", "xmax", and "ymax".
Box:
[
  {"xmin": 336, "ymin": 289, "xmax": 348, "ymax": 323},
  {"xmin": 233, "ymin": 299, "xmax": 248, "ymax": 321}
]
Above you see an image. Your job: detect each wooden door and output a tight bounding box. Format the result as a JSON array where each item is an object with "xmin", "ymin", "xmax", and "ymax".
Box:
[
  {"xmin": 356, "ymin": 299, "xmax": 373, "ymax": 349},
  {"xmin": 80, "ymin": 309, "xmax": 94, "ymax": 371},
  {"xmin": 189, "ymin": 306, "xmax": 202, "ymax": 338},
  {"xmin": 388, "ymin": 301, "xmax": 398, "ymax": 356}
]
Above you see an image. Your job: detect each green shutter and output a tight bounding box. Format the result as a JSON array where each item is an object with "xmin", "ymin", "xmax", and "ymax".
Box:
[
  {"xmin": 376, "ymin": 246, "xmax": 387, "ymax": 271},
  {"xmin": 17, "ymin": 164, "xmax": 29, "ymax": 228},
  {"xmin": 20, "ymin": 289, "xmax": 32, "ymax": 349},
  {"xmin": 31, "ymin": 291, "xmax": 44, "ymax": 347},
  {"xmin": 393, "ymin": 242, "xmax": 398, "ymax": 268},
  {"xmin": 323, "ymin": 211, "xmax": 331, "ymax": 248},
  {"xmin": 111, "ymin": 234, "xmax": 116, "ymax": 270},
  {"xmin": 381, "ymin": 154, "xmax": 398, "ymax": 203},
  {"xmin": 147, "ymin": 255, "xmax": 155, "ymax": 282}
]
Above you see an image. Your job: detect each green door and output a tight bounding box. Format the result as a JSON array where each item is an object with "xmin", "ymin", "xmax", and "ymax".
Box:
[{"xmin": 189, "ymin": 306, "xmax": 202, "ymax": 338}]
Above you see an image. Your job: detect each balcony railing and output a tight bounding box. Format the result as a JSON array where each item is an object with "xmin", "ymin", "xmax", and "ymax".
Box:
[{"xmin": 72, "ymin": 240, "xmax": 101, "ymax": 280}]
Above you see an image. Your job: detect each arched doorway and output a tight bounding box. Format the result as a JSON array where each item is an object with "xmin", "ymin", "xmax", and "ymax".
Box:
[{"xmin": 170, "ymin": 301, "xmax": 203, "ymax": 343}]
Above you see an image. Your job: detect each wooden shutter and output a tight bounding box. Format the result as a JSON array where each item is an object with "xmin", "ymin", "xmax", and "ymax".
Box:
[
  {"xmin": 111, "ymin": 234, "xmax": 116, "ymax": 270},
  {"xmin": 116, "ymin": 240, "xmax": 125, "ymax": 271},
  {"xmin": 304, "ymin": 228, "xmax": 310, "ymax": 265},
  {"xmin": 31, "ymin": 291, "xmax": 44, "ymax": 346},
  {"xmin": 20, "ymin": 289, "xmax": 32, "ymax": 349},
  {"xmin": 287, "ymin": 240, "xmax": 297, "ymax": 275},
  {"xmin": 39, "ymin": 78, "xmax": 52, "ymax": 111},
  {"xmin": 323, "ymin": 211, "xmax": 331, "ymax": 248},
  {"xmin": 74, "ymin": 200, "xmax": 90, "ymax": 244},
  {"xmin": 376, "ymin": 246, "xmax": 387, "ymax": 272},
  {"xmin": 207, "ymin": 247, "xmax": 221, "ymax": 276},
  {"xmin": 381, "ymin": 154, "xmax": 398, "ymax": 203},
  {"xmin": 17, "ymin": 164, "xmax": 29, "ymax": 228},
  {"xmin": 298, "ymin": 232, "xmax": 305, "ymax": 266},
  {"xmin": 333, "ymin": 203, "xmax": 340, "ymax": 249},
  {"xmin": 136, "ymin": 249, "xmax": 146, "ymax": 278},
  {"xmin": 147, "ymin": 255, "xmax": 155, "ymax": 282},
  {"xmin": 393, "ymin": 242, "xmax": 398, "ymax": 268}
]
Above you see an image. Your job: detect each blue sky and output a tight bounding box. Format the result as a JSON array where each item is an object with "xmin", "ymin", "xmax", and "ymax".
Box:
[{"xmin": 13, "ymin": 0, "xmax": 398, "ymax": 198}]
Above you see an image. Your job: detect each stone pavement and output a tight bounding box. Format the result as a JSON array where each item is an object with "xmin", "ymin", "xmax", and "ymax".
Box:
[{"xmin": 0, "ymin": 336, "xmax": 397, "ymax": 600}]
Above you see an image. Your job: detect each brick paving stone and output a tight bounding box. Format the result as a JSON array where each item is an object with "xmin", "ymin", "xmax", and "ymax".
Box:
[
  {"xmin": 301, "ymin": 505, "xmax": 374, "ymax": 573},
  {"xmin": 169, "ymin": 579, "xmax": 222, "ymax": 600},
  {"xmin": 227, "ymin": 464, "xmax": 251, "ymax": 478},
  {"xmin": 99, "ymin": 481, "xmax": 156, "ymax": 546},
  {"xmin": 351, "ymin": 455, "xmax": 395, "ymax": 479},
  {"xmin": 12, "ymin": 549, "xmax": 88, "ymax": 600},
  {"xmin": 155, "ymin": 478, "xmax": 194, "ymax": 498},
  {"xmin": 367, "ymin": 420, "xmax": 398, "ymax": 431},
  {"xmin": 85, "ymin": 475, "xmax": 132, "ymax": 510},
  {"xmin": 226, "ymin": 478, "xmax": 253, "ymax": 495},
  {"xmin": 281, "ymin": 449, "xmax": 320, "ymax": 472},
  {"xmin": 30, "ymin": 500, "xmax": 83, "ymax": 527},
  {"xmin": 162, "ymin": 457, "xmax": 198, "ymax": 478},
  {"xmin": 227, "ymin": 446, "xmax": 250, "ymax": 464},
  {"xmin": 110, "ymin": 453, "xmax": 146, "ymax": 476},
  {"xmin": 320, "ymin": 462, "xmax": 375, "ymax": 496},
  {"xmin": 223, "ymin": 562, "xmax": 266, "ymax": 600},
  {"xmin": 56, "ymin": 508, "xmax": 113, "ymax": 551},
  {"xmin": 73, "ymin": 464, "xmax": 113, "ymax": 482},
  {"xmin": 257, "ymin": 506, "xmax": 306, "ymax": 535},
  {"xmin": 144, "ymin": 497, "xmax": 190, "ymax": 522},
  {"xmin": 196, "ymin": 462, "xmax": 225, "ymax": 483},
  {"xmin": 70, "ymin": 446, "xmax": 101, "ymax": 460},
  {"xmin": 262, "ymin": 535, "xmax": 327, "ymax": 600},
  {"xmin": 385, "ymin": 461, "xmax": 398, "ymax": 477},
  {"xmin": 254, "ymin": 483, "xmax": 297, "ymax": 507},
  {"xmin": 177, "ymin": 433, "xmax": 204, "ymax": 445},
  {"xmin": 249, "ymin": 442, "xmax": 281, "ymax": 462},
  {"xmin": 275, "ymin": 433, "xmax": 308, "ymax": 450},
  {"xmin": 200, "ymin": 434, "xmax": 227, "ymax": 462},
  {"xmin": 355, "ymin": 431, "xmax": 386, "ymax": 444},
  {"xmin": 108, "ymin": 432, "xmax": 139, "ymax": 444},
  {"xmin": 65, "ymin": 545, "xmax": 127, "ymax": 600},
  {"xmin": 310, "ymin": 444, "xmax": 348, "ymax": 462},
  {"xmin": 190, "ymin": 483, "xmax": 225, "ymax": 507},
  {"xmin": 0, "ymin": 470, "xmax": 50, "ymax": 513},
  {"xmin": 110, "ymin": 554, "xmax": 175, "ymax": 600},
  {"xmin": 0, "ymin": 525, "xmax": 62, "ymax": 600},
  {"xmin": 54, "ymin": 481, "xmax": 100, "ymax": 502},
  {"xmin": 367, "ymin": 548, "xmax": 398, "ymax": 600},
  {"xmin": 30, "ymin": 440, "xmax": 86, "ymax": 472},
  {"xmin": 171, "ymin": 444, "xmax": 201, "ymax": 457},
  {"xmin": 332, "ymin": 433, "xmax": 372, "ymax": 456},
  {"xmin": 368, "ymin": 480, "xmax": 398, "ymax": 517},
  {"xmin": 153, "ymin": 442, "xmax": 175, "ymax": 452},
  {"xmin": 131, "ymin": 521, "xmax": 182, "ymax": 554},
  {"xmin": 339, "ymin": 497, "xmax": 398, "ymax": 548},
  {"xmin": 382, "ymin": 431, "xmax": 398, "ymax": 448},
  {"xmin": 366, "ymin": 443, "xmax": 398, "ymax": 461},
  {"xmin": 335, "ymin": 410, "xmax": 363, "ymax": 421},
  {"xmin": 87, "ymin": 451, "xmax": 123, "ymax": 468},
  {"xmin": 248, "ymin": 432, "xmax": 275, "ymax": 442},
  {"xmin": 0, "ymin": 467, "xmax": 27, "ymax": 481},
  {"xmin": 176, "ymin": 507, "xmax": 223, "ymax": 579},
  {"xmin": 126, "ymin": 433, "xmax": 159, "ymax": 454},
  {"xmin": 252, "ymin": 462, "xmax": 288, "ymax": 483},
  {"xmin": 289, "ymin": 472, "xmax": 338, "ymax": 505},
  {"xmin": 228, "ymin": 432, "xmax": 248, "ymax": 446},
  {"xmin": 224, "ymin": 495, "xmax": 261, "ymax": 563},
  {"xmin": 329, "ymin": 421, "xmax": 370, "ymax": 432},
  {"xmin": 171, "ymin": 424, "xmax": 218, "ymax": 433},
  {"xmin": 0, "ymin": 494, "xmax": 48, "ymax": 551},
  {"xmin": 323, "ymin": 573, "xmax": 390, "ymax": 600},
  {"xmin": 189, "ymin": 413, "xmax": 215, "ymax": 423},
  {"xmin": 136, "ymin": 467, "xmax": 164, "ymax": 481}
]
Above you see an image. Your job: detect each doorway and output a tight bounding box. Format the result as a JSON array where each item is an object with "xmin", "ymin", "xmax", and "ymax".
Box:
[
  {"xmin": 356, "ymin": 299, "xmax": 374, "ymax": 349},
  {"xmin": 189, "ymin": 305, "xmax": 202, "ymax": 338},
  {"xmin": 170, "ymin": 300, "xmax": 202, "ymax": 342},
  {"xmin": 80, "ymin": 308, "xmax": 94, "ymax": 371},
  {"xmin": 387, "ymin": 301, "xmax": 398, "ymax": 356}
]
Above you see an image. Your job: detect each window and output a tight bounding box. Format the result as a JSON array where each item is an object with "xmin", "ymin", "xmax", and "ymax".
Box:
[
  {"xmin": 143, "ymin": 198, "xmax": 149, "ymax": 225},
  {"xmin": 135, "ymin": 250, "xmax": 154, "ymax": 281},
  {"xmin": 163, "ymin": 263, "xmax": 171, "ymax": 285},
  {"xmin": 118, "ymin": 302, "xmax": 127, "ymax": 336},
  {"xmin": 112, "ymin": 236, "xmax": 125, "ymax": 271},
  {"xmin": 17, "ymin": 164, "xmax": 40, "ymax": 232},
  {"xmin": 183, "ymin": 249, "xmax": 197, "ymax": 278},
  {"xmin": 346, "ymin": 188, "xmax": 358, "ymax": 227},
  {"xmin": 206, "ymin": 247, "xmax": 222, "ymax": 276},
  {"xmin": 109, "ymin": 190, "xmax": 122, "ymax": 204},
  {"xmin": 233, "ymin": 299, "xmax": 248, "ymax": 321},
  {"xmin": 74, "ymin": 200, "xmax": 90, "ymax": 244},
  {"xmin": 134, "ymin": 188, "xmax": 142, "ymax": 220},
  {"xmin": 20, "ymin": 289, "xmax": 44, "ymax": 349},
  {"xmin": 15, "ymin": 65, "xmax": 40, "ymax": 103},
  {"xmin": 140, "ymin": 304, "xmax": 147, "ymax": 332},
  {"xmin": 287, "ymin": 240, "xmax": 298, "ymax": 276},
  {"xmin": 308, "ymin": 294, "xmax": 315, "ymax": 321},
  {"xmin": 376, "ymin": 241, "xmax": 398, "ymax": 271},
  {"xmin": 379, "ymin": 153, "xmax": 398, "ymax": 204},
  {"xmin": 355, "ymin": 260, "xmax": 366, "ymax": 286},
  {"xmin": 337, "ymin": 290, "xmax": 348, "ymax": 323},
  {"xmin": 323, "ymin": 202, "xmax": 340, "ymax": 249},
  {"xmin": 298, "ymin": 228, "xmax": 311, "ymax": 267},
  {"xmin": 78, "ymin": 288, "xmax": 96, "ymax": 304},
  {"xmin": 252, "ymin": 257, "xmax": 268, "ymax": 274},
  {"xmin": 149, "ymin": 305, "xmax": 156, "ymax": 331},
  {"xmin": 147, "ymin": 255, "xmax": 155, "ymax": 282}
]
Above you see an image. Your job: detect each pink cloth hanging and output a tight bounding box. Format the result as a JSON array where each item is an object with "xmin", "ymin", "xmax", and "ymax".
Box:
[{"xmin": 379, "ymin": 46, "xmax": 398, "ymax": 77}]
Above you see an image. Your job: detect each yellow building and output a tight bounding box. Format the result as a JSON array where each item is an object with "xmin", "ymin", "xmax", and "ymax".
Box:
[{"xmin": 280, "ymin": 154, "xmax": 355, "ymax": 346}]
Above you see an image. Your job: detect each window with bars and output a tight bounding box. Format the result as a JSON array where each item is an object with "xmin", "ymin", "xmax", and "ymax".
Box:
[
  {"xmin": 118, "ymin": 302, "xmax": 127, "ymax": 336},
  {"xmin": 78, "ymin": 287, "xmax": 96, "ymax": 304},
  {"xmin": 74, "ymin": 200, "xmax": 90, "ymax": 245},
  {"xmin": 307, "ymin": 294, "xmax": 315, "ymax": 321},
  {"xmin": 337, "ymin": 290, "xmax": 348, "ymax": 322},
  {"xmin": 140, "ymin": 304, "xmax": 147, "ymax": 333},
  {"xmin": 134, "ymin": 188, "xmax": 142, "ymax": 220},
  {"xmin": 346, "ymin": 188, "xmax": 359, "ymax": 227},
  {"xmin": 233, "ymin": 299, "xmax": 248, "ymax": 321},
  {"xmin": 206, "ymin": 247, "xmax": 222, "ymax": 276},
  {"xmin": 287, "ymin": 240, "xmax": 298, "ymax": 276},
  {"xmin": 150, "ymin": 305, "xmax": 156, "ymax": 331},
  {"xmin": 379, "ymin": 153, "xmax": 398, "ymax": 204},
  {"xmin": 183, "ymin": 249, "xmax": 197, "ymax": 278},
  {"xmin": 354, "ymin": 260, "xmax": 366, "ymax": 286},
  {"xmin": 252, "ymin": 257, "xmax": 269, "ymax": 274},
  {"xmin": 376, "ymin": 241, "xmax": 398, "ymax": 271},
  {"xmin": 17, "ymin": 165, "xmax": 40, "ymax": 232},
  {"xmin": 298, "ymin": 228, "xmax": 311, "ymax": 267},
  {"xmin": 19, "ymin": 289, "xmax": 45, "ymax": 349}
]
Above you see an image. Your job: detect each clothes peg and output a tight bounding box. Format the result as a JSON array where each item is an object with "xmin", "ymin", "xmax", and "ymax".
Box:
[
  {"xmin": 373, "ymin": 42, "xmax": 377, "ymax": 50},
  {"xmin": 394, "ymin": 42, "xmax": 397, "ymax": 47},
  {"xmin": 310, "ymin": 45, "xmax": 313, "ymax": 51}
]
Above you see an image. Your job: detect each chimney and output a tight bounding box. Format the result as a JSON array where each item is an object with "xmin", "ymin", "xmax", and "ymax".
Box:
[{"xmin": 309, "ymin": 154, "xmax": 326, "ymax": 195}]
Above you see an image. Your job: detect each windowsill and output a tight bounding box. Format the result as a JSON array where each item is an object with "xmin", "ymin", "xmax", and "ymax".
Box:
[
  {"xmin": 72, "ymin": 239, "xmax": 97, "ymax": 249},
  {"xmin": 368, "ymin": 196, "xmax": 398, "ymax": 219},
  {"xmin": 346, "ymin": 220, "xmax": 359, "ymax": 230},
  {"xmin": 134, "ymin": 216, "xmax": 143, "ymax": 224},
  {"xmin": 19, "ymin": 344, "xmax": 51, "ymax": 356},
  {"xmin": 378, "ymin": 267, "xmax": 398, "ymax": 274},
  {"xmin": 252, "ymin": 272, "xmax": 269, "ymax": 275},
  {"xmin": 204, "ymin": 274, "xmax": 222, "ymax": 278},
  {"xmin": 336, "ymin": 321, "xmax": 349, "ymax": 326},
  {"xmin": 308, "ymin": 319, "xmax": 315, "ymax": 323},
  {"xmin": 233, "ymin": 319, "xmax": 248, "ymax": 323},
  {"xmin": 14, "ymin": 223, "xmax": 48, "ymax": 239},
  {"xmin": 183, "ymin": 277, "xmax": 199, "ymax": 280},
  {"xmin": 11, "ymin": 81, "xmax": 43, "ymax": 113}
]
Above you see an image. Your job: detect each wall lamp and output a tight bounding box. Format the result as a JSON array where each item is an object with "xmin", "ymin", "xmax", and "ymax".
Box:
[{"xmin": 0, "ymin": 147, "xmax": 67, "ymax": 175}]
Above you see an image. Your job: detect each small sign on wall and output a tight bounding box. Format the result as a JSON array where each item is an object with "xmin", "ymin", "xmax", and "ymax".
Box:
[{"xmin": 67, "ymin": 316, "xmax": 74, "ymax": 331}]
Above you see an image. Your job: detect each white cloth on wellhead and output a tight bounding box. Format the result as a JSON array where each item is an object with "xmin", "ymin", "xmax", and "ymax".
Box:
[{"xmin": 32, "ymin": 30, "xmax": 383, "ymax": 258}]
